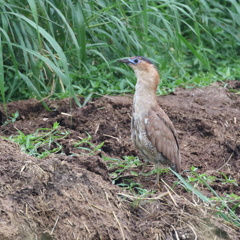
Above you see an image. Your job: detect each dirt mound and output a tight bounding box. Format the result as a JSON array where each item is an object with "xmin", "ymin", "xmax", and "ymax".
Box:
[{"xmin": 0, "ymin": 82, "xmax": 239, "ymax": 239}]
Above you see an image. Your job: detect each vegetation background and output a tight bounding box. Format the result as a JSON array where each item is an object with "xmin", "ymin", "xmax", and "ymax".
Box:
[{"xmin": 0, "ymin": 0, "xmax": 239, "ymax": 107}]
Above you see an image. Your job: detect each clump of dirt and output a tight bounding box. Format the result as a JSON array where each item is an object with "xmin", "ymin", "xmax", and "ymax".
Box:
[{"xmin": 0, "ymin": 82, "xmax": 239, "ymax": 239}]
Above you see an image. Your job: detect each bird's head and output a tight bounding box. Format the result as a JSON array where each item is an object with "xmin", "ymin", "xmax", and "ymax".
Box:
[{"xmin": 118, "ymin": 56, "xmax": 160, "ymax": 89}]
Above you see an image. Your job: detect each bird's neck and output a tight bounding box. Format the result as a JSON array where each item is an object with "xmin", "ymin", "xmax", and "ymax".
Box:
[
  {"xmin": 132, "ymin": 69, "xmax": 160, "ymax": 114},
  {"xmin": 133, "ymin": 80, "xmax": 158, "ymax": 114}
]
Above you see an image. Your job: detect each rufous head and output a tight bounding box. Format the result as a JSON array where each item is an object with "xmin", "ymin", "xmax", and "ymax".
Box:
[{"xmin": 118, "ymin": 56, "xmax": 160, "ymax": 89}]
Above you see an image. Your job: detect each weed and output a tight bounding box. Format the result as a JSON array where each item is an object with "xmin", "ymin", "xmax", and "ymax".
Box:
[
  {"xmin": 5, "ymin": 122, "xmax": 68, "ymax": 158},
  {"xmin": 173, "ymin": 167, "xmax": 240, "ymax": 227},
  {"xmin": 219, "ymin": 172, "xmax": 238, "ymax": 186},
  {"xmin": 73, "ymin": 133, "xmax": 104, "ymax": 155},
  {"xmin": 3, "ymin": 111, "xmax": 19, "ymax": 125},
  {"xmin": 103, "ymin": 155, "xmax": 143, "ymax": 182},
  {"xmin": 183, "ymin": 166, "xmax": 238, "ymax": 188}
]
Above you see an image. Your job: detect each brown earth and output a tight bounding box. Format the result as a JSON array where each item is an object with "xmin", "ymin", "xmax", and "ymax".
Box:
[{"xmin": 0, "ymin": 81, "xmax": 239, "ymax": 240}]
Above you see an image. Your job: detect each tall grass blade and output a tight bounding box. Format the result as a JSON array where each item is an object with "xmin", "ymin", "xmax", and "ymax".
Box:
[
  {"xmin": 171, "ymin": 170, "xmax": 212, "ymax": 204},
  {"xmin": 0, "ymin": 36, "xmax": 6, "ymax": 112},
  {"xmin": 73, "ymin": 2, "xmax": 86, "ymax": 64}
]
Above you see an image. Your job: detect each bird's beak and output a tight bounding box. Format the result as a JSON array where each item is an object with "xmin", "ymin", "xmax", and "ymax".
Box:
[{"xmin": 117, "ymin": 58, "xmax": 130, "ymax": 64}]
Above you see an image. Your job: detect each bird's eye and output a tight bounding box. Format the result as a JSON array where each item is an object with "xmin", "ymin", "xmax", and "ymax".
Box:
[
  {"xmin": 133, "ymin": 58, "xmax": 139, "ymax": 64},
  {"xmin": 128, "ymin": 58, "xmax": 141, "ymax": 65}
]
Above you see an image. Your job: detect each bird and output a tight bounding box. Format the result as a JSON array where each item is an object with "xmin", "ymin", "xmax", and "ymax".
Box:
[{"xmin": 118, "ymin": 56, "xmax": 181, "ymax": 182}]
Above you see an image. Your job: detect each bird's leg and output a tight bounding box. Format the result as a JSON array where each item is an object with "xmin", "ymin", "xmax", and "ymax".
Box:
[
  {"xmin": 155, "ymin": 163, "xmax": 161, "ymax": 184},
  {"xmin": 138, "ymin": 161, "xmax": 149, "ymax": 178},
  {"xmin": 141, "ymin": 161, "xmax": 149, "ymax": 173}
]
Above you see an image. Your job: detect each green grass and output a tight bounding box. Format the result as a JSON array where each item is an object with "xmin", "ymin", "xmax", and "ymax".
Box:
[
  {"xmin": 174, "ymin": 167, "xmax": 240, "ymax": 228},
  {"xmin": 103, "ymin": 155, "xmax": 142, "ymax": 181},
  {"xmin": 4, "ymin": 122, "xmax": 69, "ymax": 158},
  {"xmin": 3, "ymin": 111, "xmax": 19, "ymax": 125},
  {"xmin": 73, "ymin": 133, "xmax": 104, "ymax": 155},
  {"xmin": 0, "ymin": 0, "xmax": 240, "ymax": 109}
]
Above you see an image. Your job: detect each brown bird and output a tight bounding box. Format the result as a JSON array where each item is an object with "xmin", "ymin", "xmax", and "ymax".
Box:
[{"xmin": 118, "ymin": 56, "xmax": 181, "ymax": 182}]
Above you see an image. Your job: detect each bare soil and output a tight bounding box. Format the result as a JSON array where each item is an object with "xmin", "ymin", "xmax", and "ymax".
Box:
[{"xmin": 0, "ymin": 82, "xmax": 239, "ymax": 240}]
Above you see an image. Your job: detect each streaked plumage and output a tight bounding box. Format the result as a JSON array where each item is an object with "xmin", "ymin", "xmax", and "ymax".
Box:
[{"xmin": 118, "ymin": 56, "xmax": 181, "ymax": 181}]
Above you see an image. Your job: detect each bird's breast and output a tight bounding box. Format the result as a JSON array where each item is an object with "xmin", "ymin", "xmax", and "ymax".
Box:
[{"xmin": 131, "ymin": 113, "xmax": 156, "ymax": 162}]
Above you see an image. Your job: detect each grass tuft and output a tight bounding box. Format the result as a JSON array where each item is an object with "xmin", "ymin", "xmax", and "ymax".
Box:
[
  {"xmin": 173, "ymin": 167, "xmax": 240, "ymax": 228},
  {"xmin": 4, "ymin": 122, "xmax": 69, "ymax": 158}
]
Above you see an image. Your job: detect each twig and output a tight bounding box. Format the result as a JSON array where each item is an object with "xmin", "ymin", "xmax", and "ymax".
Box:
[
  {"xmin": 94, "ymin": 124, "xmax": 99, "ymax": 134},
  {"xmin": 217, "ymin": 152, "xmax": 234, "ymax": 171},
  {"xmin": 89, "ymin": 203, "xmax": 112, "ymax": 214},
  {"xmin": 187, "ymin": 223, "xmax": 198, "ymax": 240},
  {"xmin": 161, "ymin": 179, "xmax": 179, "ymax": 207},
  {"xmin": 113, "ymin": 211, "xmax": 126, "ymax": 240},
  {"xmin": 161, "ymin": 179, "xmax": 178, "ymax": 196},
  {"xmin": 104, "ymin": 190, "xmax": 126, "ymax": 240},
  {"xmin": 164, "ymin": 184, "xmax": 178, "ymax": 207},
  {"xmin": 61, "ymin": 112, "xmax": 72, "ymax": 117},
  {"xmin": 103, "ymin": 134, "xmax": 120, "ymax": 142},
  {"xmin": 118, "ymin": 192, "xmax": 169, "ymax": 200},
  {"xmin": 51, "ymin": 215, "xmax": 60, "ymax": 235},
  {"xmin": 79, "ymin": 189, "xmax": 112, "ymax": 214},
  {"xmin": 127, "ymin": 113, "xmax": 132, "ymax": 119},
  {"xmin": 83, "ymin": 221, "xmax": 90, "ymax": 233},
  {"xmin": 171, "ymin": 225, "xmax": 180, "ymax": 240}
]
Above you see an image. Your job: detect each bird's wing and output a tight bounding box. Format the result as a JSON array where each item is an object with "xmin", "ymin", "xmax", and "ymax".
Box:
[{"xmin": 145, "ymin": 105, "xmax": 181, "ymax": 172}]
